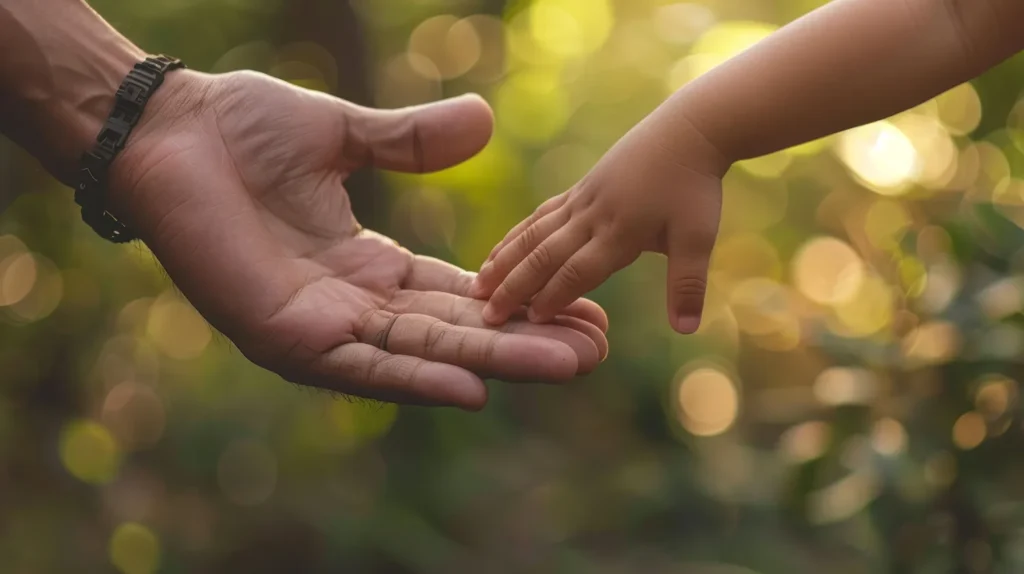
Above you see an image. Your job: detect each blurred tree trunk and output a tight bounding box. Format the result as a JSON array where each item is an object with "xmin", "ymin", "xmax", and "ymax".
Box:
[
  {"xmin": 0, "ymin": 138, "xmax": 14, "ymax": 212},
  {"xmin": 276, "ymin": 0, "xmax": 385, "ymax": 229}
]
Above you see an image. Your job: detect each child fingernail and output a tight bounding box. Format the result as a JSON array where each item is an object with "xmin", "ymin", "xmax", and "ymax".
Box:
[
  {"xmin": 527, "ymin": 308, "xmax": 542, "ymax": 323},
  {"xmin": 483, "ymin": 304, "xmax": 500, "ymax": 324},
  {"xmin": 674, "ymin": 315, "xmax": 701, "ymax": 334}
]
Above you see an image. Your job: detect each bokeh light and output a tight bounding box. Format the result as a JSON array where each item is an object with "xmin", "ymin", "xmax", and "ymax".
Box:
[
  {"xmin": 976, "ymin": 276, "xmax": 1024, "ymax": 319},
  {"xmin": 690, "ymin": 21, "xmax": 777, "ymax": 72},
  {"xmin": 463, "ymin": 15, "xmax": 507, "ymax": 83},
  {"xmin": 676, "ymin": 366, "xmax": 740, "ymax": 437},
  {"xmin": 145, "ymin": 291, "xmax": 212, "ymax": 360},
  {"xmin": 7, "ymin": 252, "xmax": 63, "ymax": 322},
  {"xmin": 792, "ymin": 236, "xmax": 864, "ymax": 305},
  {"xmin": 376, "ymin": 52, "xmax": 442, "ymax": 109},
  {"xmin": 667, "ymin": 20, "xmax": 777, "ymax": 90},
  {"xmin": 1009, "ymin": 99, "xmax": 1024, "ymax": 157},
  {"xmin": 653, "ymin": 3, "xmax": 716, "ymax": 46},
  {"xmin": 101, "ymin": 382, "xmax": 166, "ymax": 451},
  {"xmin": 736, "ymin": 151, "xmax": 793, "ymax": 179},
  {"xmin": 713, "ymin": 233, "xmax": 783, "ymax": 282},
  {"xmin": 902, "ymin": 321, "xmax": 962, "ymax": 366},
  {"xmin": 0, "ymin": 251, "xmax": 35, "ymax": 306},
  {"xmin": 779, "ymin": 421, "xmax": 829, "ymax": 463},
  {"xmin": 529, "ymin": 0, "xmax": 613, "ymax": 58},
  {"xmin": 59, "ymin": 420, "xmax": 121, "ymax": 485},
  {"xmin": 870, "ymin": 418, "xmax": 908, "ymax": 457},
  {"xmin": 917, "ymin": 257, "xmax": 961, "ymax": 314},
  {"xmin": 807, "ymin": 467, "xmax": 880, "ymax": 525},
  {"xmin": 276, "ymin": 42, "xmax": 339, "ymax": 91},
  {"xmin": 837, "ymin": 121, "xmax": 918, "ymax": 194},
  {"xmin": 813, "ymin": 367, "xmax": 878, "ymax": 406},
  {"xmin": 863, "ymin": 198, "xmax": 911, "ymax": 249},
  {"xmin": 728, "ymin": 277, "xmax": 794, "ymax": 338},
  {"xmin": 952, "ymin": 412, "xmax": 986, "ymax": 450},
  {"xmin": 3, "ymin": 1, "xmax": 1024, "ymax": 570},
  {"xmin": 895, "ymin": 114, "xmax": 958, "ymax": 189},
  {"xmin": 935, "ymin": 83, "xmax": 983, "ymax": 136},
  {"xmin": 409, "ymin": 15, "xmax": 482, "ymax": 79},
  {"xmin": 494, "ymin": 70, "xmax": 571, "ymax": 144},
  {"xmin": 830, "ymin": 274, "xmax": 895, "ymax": 337},
  {"xmin": 109, "ymin": 523, "xmax": 160, "ymax": 574},
  {"xmin": 974, "ymin": 375, "xmax": 1016, "ymax": 419}
]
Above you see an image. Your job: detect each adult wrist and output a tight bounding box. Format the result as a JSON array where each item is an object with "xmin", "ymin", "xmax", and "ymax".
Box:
[
  {"xmin": 101, "ymin": 67, "xmax": 209, "ymax": 234},
  {"xmin": 75, "ymin": 56, "xmax": 195, "ymax": 242},
  {"xmin": 0, "ymin": 0, "xmax": 145, "ymax": 184}
]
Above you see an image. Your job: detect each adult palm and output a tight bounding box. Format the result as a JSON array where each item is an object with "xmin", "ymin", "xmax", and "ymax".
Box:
[{"xmin": 106, "ymin": 70, "xmax": 608, "ymax": 410}]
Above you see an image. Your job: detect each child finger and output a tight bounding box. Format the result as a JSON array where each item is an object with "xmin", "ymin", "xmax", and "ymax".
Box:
[
  {"xmin": 472, "ymin": 209, "xmax": 569, "ymax": 298},
  {"xmin": 527, "ymin": 239, "xmax": 638, "ymax": 323},
  {"xmin": 485, "ymin": 194, "xmax": 568, "ymax": 265},
  {"xmin": 666, "ymin": 224, "xmax": 714, "ymax": 334},
  {"xmin": 482, "ymin": 225, "xmax": 589, "ymax": 324}
]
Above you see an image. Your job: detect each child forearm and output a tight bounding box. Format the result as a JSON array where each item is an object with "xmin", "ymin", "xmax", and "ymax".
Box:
[
  {"xmin": 475, "ymin": 0, "xmax": 1024, "ymax": 334},
  {"xmin": 664, "ymin": 0, "xmax": 1024, "ymax": 166}
]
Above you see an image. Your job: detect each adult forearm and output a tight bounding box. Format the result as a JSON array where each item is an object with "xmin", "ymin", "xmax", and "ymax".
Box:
[
  {"xmin": 0, "ymin": 0, "xmax": 144, "ymax": 185},
  {"xmin": 667, "ymin": 0, "xmax": 1024, "ymax": 165}
]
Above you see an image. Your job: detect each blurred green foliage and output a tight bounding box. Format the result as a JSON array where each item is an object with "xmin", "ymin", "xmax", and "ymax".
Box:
[{"xmin": 2, "ymin": 1, "xmax": 1024, "ymax": 573}]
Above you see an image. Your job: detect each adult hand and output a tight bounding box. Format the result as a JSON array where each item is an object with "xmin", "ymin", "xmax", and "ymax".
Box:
[{"xmin": 105, "ymin": 70, "xmax": 609, "ymax": 411}]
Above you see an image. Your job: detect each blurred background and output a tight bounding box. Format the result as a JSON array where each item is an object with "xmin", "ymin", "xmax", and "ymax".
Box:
[{"xmin": 2, "ymin": 0, "xmax": 1024, "ymax": 572}]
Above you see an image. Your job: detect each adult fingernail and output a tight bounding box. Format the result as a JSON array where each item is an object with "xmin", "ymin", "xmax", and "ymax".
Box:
[{"xmin": 673, "ymin": 315, "xmax": 701, "ymax": 334}]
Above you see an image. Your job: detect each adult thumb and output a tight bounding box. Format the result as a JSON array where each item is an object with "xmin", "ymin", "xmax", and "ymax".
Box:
[
  {"xmin": 343, "ymin": 94, "xmax": 494, "ymax": 173},
  {"xmin": 665, "ymin": 225, "xmax": 713, "ymax": 334}
]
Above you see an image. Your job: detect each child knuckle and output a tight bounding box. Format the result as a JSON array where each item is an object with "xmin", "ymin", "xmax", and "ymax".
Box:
[
  {"xmin": 670, "ymin": 275, "xmax": 708, "ymax": 297},
  {"xmin": 525, "ymin": 243, "xmax": 552, "ymax": 272}
]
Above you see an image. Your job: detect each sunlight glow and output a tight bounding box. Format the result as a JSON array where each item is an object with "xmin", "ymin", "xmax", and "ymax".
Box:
[
  {"xmin": 792, "ymin": 236, "xmax": 864, "ymax": 306},
  {"xmin": 677, "ymin": 367, "xmax": 739, "ymax": 437},
  {"xmin": 837, "ymin": 122, "xmax": 918, "ymax": 194}
]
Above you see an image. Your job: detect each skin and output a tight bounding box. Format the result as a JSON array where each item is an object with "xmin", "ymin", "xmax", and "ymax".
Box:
[
  {"xmin": 471, "ymin": 0, "xmax": 1024, "ymax": 334},
  {"xmin": 0, "ymin": 0, "xmax": 611, "ymax": 411}
]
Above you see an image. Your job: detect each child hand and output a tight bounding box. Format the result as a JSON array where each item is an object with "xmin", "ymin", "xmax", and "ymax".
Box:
[{"xmin": 469, "ymin": 117, "xmax": 729, "ymax": 334}]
